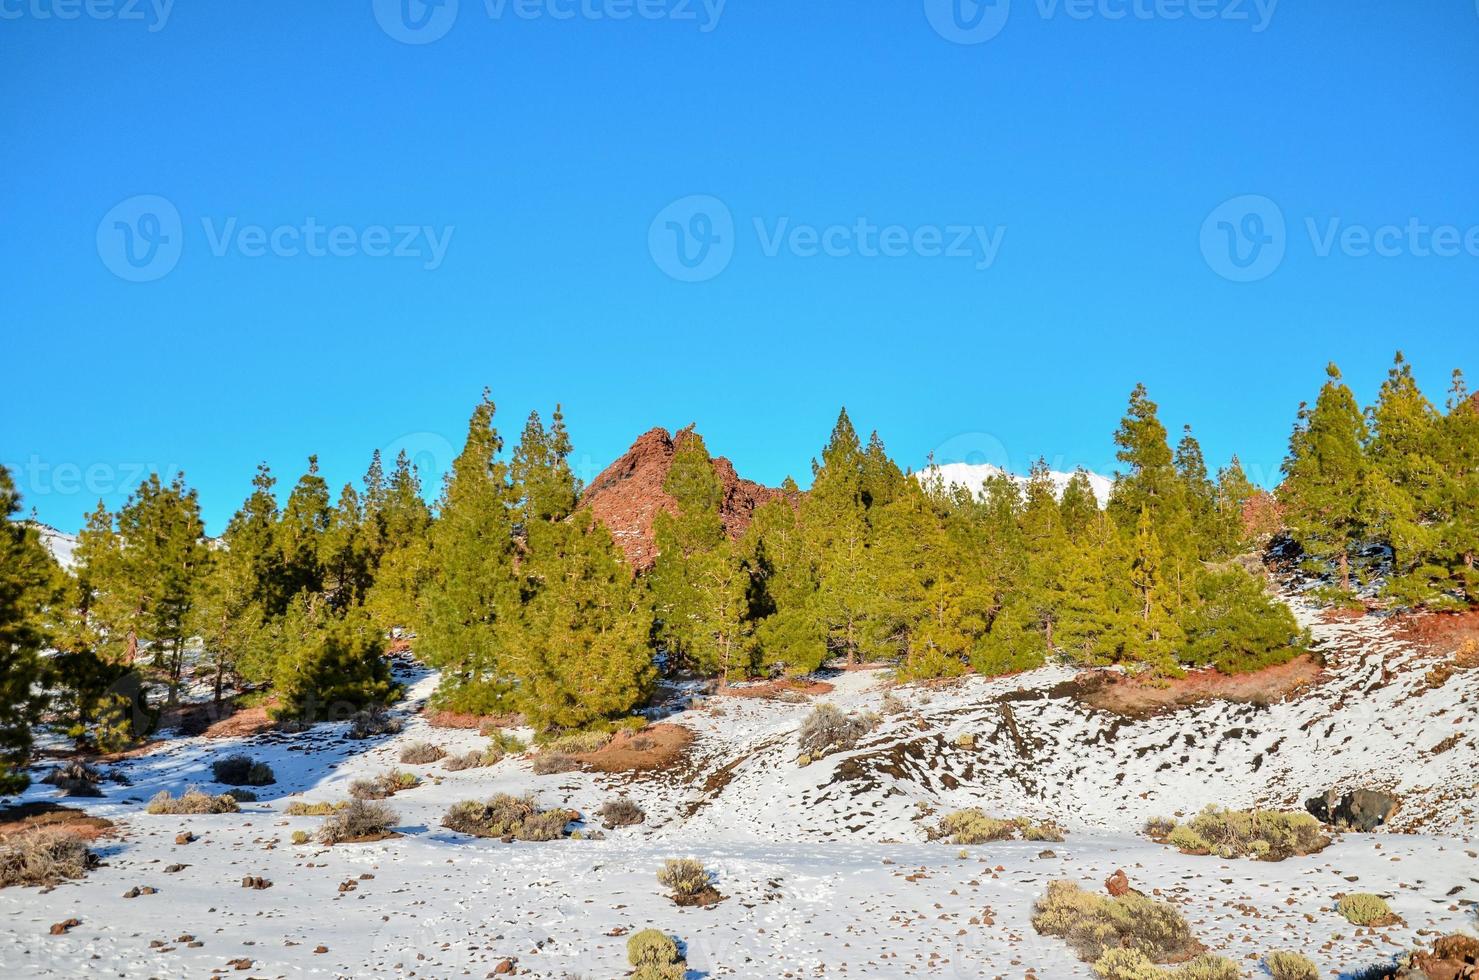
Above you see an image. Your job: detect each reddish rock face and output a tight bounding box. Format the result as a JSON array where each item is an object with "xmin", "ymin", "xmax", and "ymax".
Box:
[
  {"xmin": 580, "ymin": 427, "xmax": 785, "ymax": 571},
  {"xmin": 1104, "ymin": 869, "xmax": 1129, "ymax": 897}
]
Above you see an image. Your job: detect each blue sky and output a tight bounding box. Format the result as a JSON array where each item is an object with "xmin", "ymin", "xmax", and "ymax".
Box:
[{"xmin": 3, "ymin": 0, "xmax": 1477, "ymax": 533}]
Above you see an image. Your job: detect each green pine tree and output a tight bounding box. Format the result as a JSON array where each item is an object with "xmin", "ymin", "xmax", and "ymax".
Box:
[{"xmin": 0, "ymin": 466, "xmax": 58, "ymax": 792}]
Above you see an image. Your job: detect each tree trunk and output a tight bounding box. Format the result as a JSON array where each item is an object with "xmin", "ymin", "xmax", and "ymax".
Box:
[{"xmin": 1339, "ymin": 551, "xmax": 1350, "ymax": 592}]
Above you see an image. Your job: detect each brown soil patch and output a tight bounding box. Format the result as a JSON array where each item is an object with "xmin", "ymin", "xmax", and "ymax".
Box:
[
  {"xmin": 330, "ymin": 831, "xmax": 403, "ymax": 845},
  {"xmin": 1396, "ymin": 606, "xmax": 1479, "ymax": 653},
  {"xmin": 719, "ymin": 678, "xmax": 835, "ymax": 700},
  {"xmin": 202, "ymin": 703, "xmax": 278, "ymax": 739},
  {"xmin": 1076, "ymin": 654, "xmax": 1323, "ymax": 718},
  {"xmin": 425, "ymin": 710, "xmax": 524, "ymax": 734},
  {"xmin": 572, "ymin": 724, "xmax": 693, "ymax": 773},
  {"xmin": 0, "ymin": 804, "xmax": 115, "ymax": 842},
  {"xmin": 672, "ymin": 886, "xmax": 725, "ymax": 907}
]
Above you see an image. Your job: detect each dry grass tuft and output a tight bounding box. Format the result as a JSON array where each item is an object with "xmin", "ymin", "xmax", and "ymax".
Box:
[
  {"xmin": 441, "ymin": 794, "xmax": 572, "ymax": 841},
  {"xmin": 1032, "ymin": 879, "xmax": 1201, "ymax": 965},
  {"xmin": 317, "ymin": 799, "xmax": 398, "ymax": 844},
  {"xmin": 146, "ymin": 786, "xmax": 240, "ymax": 815},
  {"xmin": 0, "ymin": 830, "xmax": 96, "ymax": 888},
  {"xmin": 398, "ymin": 742, "xmax": 446, "ymax": 765},
  {"xmin": 596, "ymin": 797, "xmax": 645, "ymax": 829},
  {"xmin": 349, "ymin": 771, "xmax": 420, "ymax": 800},
  {"xmin": 797, "ymin": 703, "xmax": 879, "ymax": 758},
  {"xmin": 936, "ymin": 809, "xmax": 1065, "ymax": 844}
]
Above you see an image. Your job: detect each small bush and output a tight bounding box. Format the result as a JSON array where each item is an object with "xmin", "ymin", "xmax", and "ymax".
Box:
[
  {"xmin": 937, "ymin": 809, "xmax": 1065, "ymax": 845},
  {"xmin": 211, "ymin": 754, "xmax": 276, "ymax": 786},
  {"xmin": 1143, "ymin": 816, "xmax": 1177, "ymax": 840},
  {"xmin": 349, "ymin": 771, "xmax": 420, "ymax": 800},
  {"xmin": 290, "ymin": 830, "xmax": 310, "ymax": 845},
  {"xmin": 223, "ymin": 789, "xmax": 258, "ymax": 803},
  {"xmin": 317, "ymin": 799, "xmax": 398, "ymax": 844},
  {"xmin": 1338, "ymin": 893, "xmax": 1395, "ymax": 926},
  {"xmin": 443, "ymin": 745, "xmax": 502, "ymax": 771},
  {"xmin": 0, "ymin": 830, "xmax": 96, "ymax": 888},
  {"xmin": 146, "ymin": 786, "xmax": 240, "ymax": 815},
  {"xmin": 1157, "ymin": 806, "xmax": 1327, "ymax": 861},
  {"xmin": 797, "ymin": 703, "xmax": 880, "ymax": 758},
  {"xmin": 880, "ymin": 690, "xmax": 907, "ymax": 715},
  {"xmin": 532, "ymin": 752, "xmax": 579, "ymax": 775},
  {"xmin": 441, "ymin": 794, "xmax": 572, "ymax": 841},
  {"xmin": 347, "ymin": 708, "xmax": 403, "ymax": 740},
  {"xmin": 1094, "ymin": 949, "xmax": 1241, "ymax": 979},
  {"xmin": 657, "ymin": 858, "xmax": 720, "ymax": 906},
  {"xmin": 488, "ymin": 729, "xmax": 526, "ymax": 754},
  {"xmin": 627, "ymin": 928, "xmax": 686, "ymax": 980},
  {"xmin": 597, "ymin": 797, "xmax": 645, "ymax": 829},
  {"xmin": 398, "ymin": 742, "xmax": 446, "ymax": 765},
  {"xmin": 284, "ymin": 800, "xmax": 347, "ymax": 816},
  {"xmin": 1032, "ymin": 879, "xmax": 1200, "ymax": 965},
  {"xmin": 41, "ymin": 761, "xmax": 103, "ymax": 797},
  {"xmin": 543, "ymin": 730, "xmax": 612, "ymax": 755},
  {"xmin": 1265, "ymin": 950, "xmax": 1319, "ymax": 980}
]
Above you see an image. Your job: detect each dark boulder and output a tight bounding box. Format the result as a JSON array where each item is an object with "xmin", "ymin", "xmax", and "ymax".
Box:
[{"xmin": 1305, "ymin": 788, "xmax": 1399, "ymax": 831}]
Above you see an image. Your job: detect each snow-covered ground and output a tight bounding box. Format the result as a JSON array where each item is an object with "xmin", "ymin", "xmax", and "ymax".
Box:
[
  {"xmin": 2, "ymin": 590, "xmax": 1476, "ymax": 978},
  {"xmin": 918, "ymin": 461, "xmax": 1114, "ymax": 506}
]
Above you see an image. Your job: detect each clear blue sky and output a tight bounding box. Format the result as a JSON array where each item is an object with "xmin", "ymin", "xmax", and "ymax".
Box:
[{"xmin": 4, "ymin": 1, "xmax": 1477, "ymax": 533}]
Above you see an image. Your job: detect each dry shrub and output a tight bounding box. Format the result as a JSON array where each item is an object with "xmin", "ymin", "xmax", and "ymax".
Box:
[
  {"xmin": 544, "ymin": 730, "xmax": 612, "ymax": 755},
  {"xmin": 627, "ymin": 928, "xmax": 686, "ymax": 980},
  {"xmin": 1159, "ymin": 806, "xmax": 1328, "ymax": 861},
  {"xmin": 41, "ymin": 761, "xmax": 103, "ymax": 797},
  {"xmin": 597, "ymin": 797, "xmax": 645, "ymax": 829},
  {"xmin": 284, "ymin": 800, "xmax": 347, "ymax": 816},
  {"xmin": 1143, "ymin": 816, "xmax": 1177, "ymax": 840},
  {"xmin": 1032, "ymin": 879, "xmax": 1200, "ymax": 965},
  {"xmin": 443, "ymin": 745, "xmax": 502, "ymax": 771},
  {"xmin": 1264, "ymin": 950, "xmax": 1319, "ymax": 980},
  {"xmin": 398, "ymin": 742, "xmax": 447, "ymax": 765},
  {"xmin": 658, "ymin": 858, "xmax": 721, "ymax": 906},
  {"xmin": 317, "ymin": 799, "xmax": 398, "ymax": 844},
  {"xmin": 1457, "ymin": 637, "xmax": 1479, "ymax": 668},
  {"xmin": 441, "ymin": 794, "xmax": 571, "ymax": 841},
  {"xmin": 879, "ymin": 690, "xmax": 907, "ymax": 715},
  {"xmin": 797, "ymin": 703, "xmax": 879, "ymax": 758},
  {"xmin": 211, "ymin": 754, "xmax": 275, "ymax": 786},
  {"xmin": 532, "ymin": 752, "xmax": 579, "ymax": 775},
  {"xmin": 347, "ymin": 708, "xmax": 402, "ymax": 740},
  {"xmin": 1337, "ymin": 893, "xmax": 1396, "ymax": 926},
  {"xmin": 146, "ymin": 786, "xmax": 240, "ymax": 815},
  {"xmin": 349, "ymin": 771, "xmax": 420, "ymax": 800},
  {"xmin": 937, "ymin": 809, "xmax": 1065, "ymax": 844},
  {"xmin": 0, "ymin": 830, "xmax": 96, "ymax": 888},
  {"xmin": 1093, "ymin": 948, "xmax": 1240, "ymax": 979}
]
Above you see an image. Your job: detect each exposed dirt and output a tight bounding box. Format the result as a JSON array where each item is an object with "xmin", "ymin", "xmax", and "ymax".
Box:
[
  {"xmin": 425, "ymin": 710, "xmax": 524, "ymax": 734},
  {"xmin": 573, "ymin": 724, "xmax": 693, "ymax": 774},
  {"xmin": 0, "ymin": 803, "xmax": 115, "ymax": 842},
  {"xmin": 201, "ymin": 703, "xmax": 278, "ymax": 739},
  {"xmin": 1397, "ymin": 606, "xmax": 1479, "ymax": 654},
  {"xmin": 719, "ymin": 679, "xmax": 835, "ymax": 700},
  {"xmin": 1074, "ymin": 655, "xmax": 1324, "ymax": 718}
]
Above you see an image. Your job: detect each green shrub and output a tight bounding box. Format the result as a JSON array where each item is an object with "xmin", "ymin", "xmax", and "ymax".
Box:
[
  {"xmin": 937, "ymin": 809, "xmax": 1066, "ymax": 845},
  {"xmin": 1337, "ymin": 893, "xmax": 1394, "ymax": 925},
  {"xmin": 349, "ymin": 771, "xmax": 420, "ymax": 800},
  {"xmin": 290, "ymin": 830, "xmax": 310, "ymax": 845},
  {"xmin": 626, "ymin": 928, "xmax": 685, "ymax": 980},
  {"xmin": 211, "ymin": 754, "xmax": 275, "ymax": 786},
  {"xmin": 317, "ymin": 799, "xmax": 398, "ymax": 844},
  {"xmin": 657, "ymin": 857, "xmax": 718, "ymax": 905},
  {"xmin": 0, "ymin": 830, "xmax": 96, "ymax": 888},
  {"xmin": 1158, "ymin": 806, "xmax": 1327, "ymax": 861},
  {"xmin": 146, "ymin": 786, "xmax": 240, "ymax": 815},
  {"xmin": 1264, "ymin": 950, "xmax": 1319, "ymax": 980},
  {"xmin": 398, "ymin": 742, "xmax": 446, "ymax": 765},
  {"xmin": 797, "ymin": 704, "xmax": 879, "ymax": 758},
  {"xmin": 441, "ymin": 794, "xmax": 571, "ymax": 841},
  {"xmin": 487, "ymin": 729, "xmax": 526, "ymax": 754},
  {"xmin": 1032, "ymin": 879, "xmax": 1200, "ymax": 965}
]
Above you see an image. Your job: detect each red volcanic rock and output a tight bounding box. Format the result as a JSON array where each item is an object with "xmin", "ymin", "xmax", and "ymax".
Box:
[
  {"xmin": 1105, "ymin": 869, "xmax": 1129, "ymax": 897},
  {"xmin": 581, "ymin": 427, "xmax": 785, "ymax": 571}
]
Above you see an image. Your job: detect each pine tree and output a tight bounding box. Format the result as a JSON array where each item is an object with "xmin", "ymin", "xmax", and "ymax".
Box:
[
  {"xmin": 278, "ymin": 456, "xmax": 331, "ymax": 602},
  {"xmin": 1175, "ymin": 425, "xmax": 1218, "ymax": 554},
  {"xmin": 1059, "ymin": 468, "xmax": 1100, "ymax": 539},
  {"xmin": 320, "ymin": 483, "xmax": 370, "ymax": 611},
  {"xmin": 1280, "ymin": 364, "xmax": 1368, "ymax": 592},
  {"xmin": 0, "ymin": 466, "xmax": 57, "ymax": 792},
  {"xmin": 747, "ymin": 482, "xmax": 826, "ymax": 675},
  {"xmin": 1213, "ymin": 455, "xmax": 1258, "ymax": 553},
  {"xmin": 649, "ymin": 428, "xmax": 726, "ymax": 670},
  {"xmin": 1437, "ymin": 371, "xmax": 1479, "ymax": 599},
  {"xmin": 272, "ymin": 602, "xmax": 397, "ymax": 725},
  {"xmin": 415, "ymin": 391, "xmax": 519, "ymax": 713},
  {"xmin": 804, "ymin": 410, "xmax": 882, "ymax": 664},
  {"xmin": 364, "ymin": 450, "xmax": 433, "ymax": 634}
]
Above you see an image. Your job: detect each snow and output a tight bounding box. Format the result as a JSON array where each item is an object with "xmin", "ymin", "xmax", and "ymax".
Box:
[
  {"xmin": 3, "ymin": 588, "xmax": 1476, "ymax": 978},
  {"xmin": 29, "ymin": 525, "xmax": 77, "ymax": 571},
  {"xmin": 917, "ymin": 461, "xmax": 1114, "ymax": 507}
]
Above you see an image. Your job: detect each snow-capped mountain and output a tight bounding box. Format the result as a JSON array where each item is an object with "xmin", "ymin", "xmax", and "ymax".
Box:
[
  {"xmin": 31, "ymin": 523, "xmax": 78, "ymax": 570},
  {"xmin": 917, "ymin": 461, "xmax": 1114, "ymax": 507}
]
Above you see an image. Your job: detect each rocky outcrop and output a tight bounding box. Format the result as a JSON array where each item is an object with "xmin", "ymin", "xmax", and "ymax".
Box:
[{"xmin": 580, "ymin": 427, "xmax": 786, "ymax": 571}]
